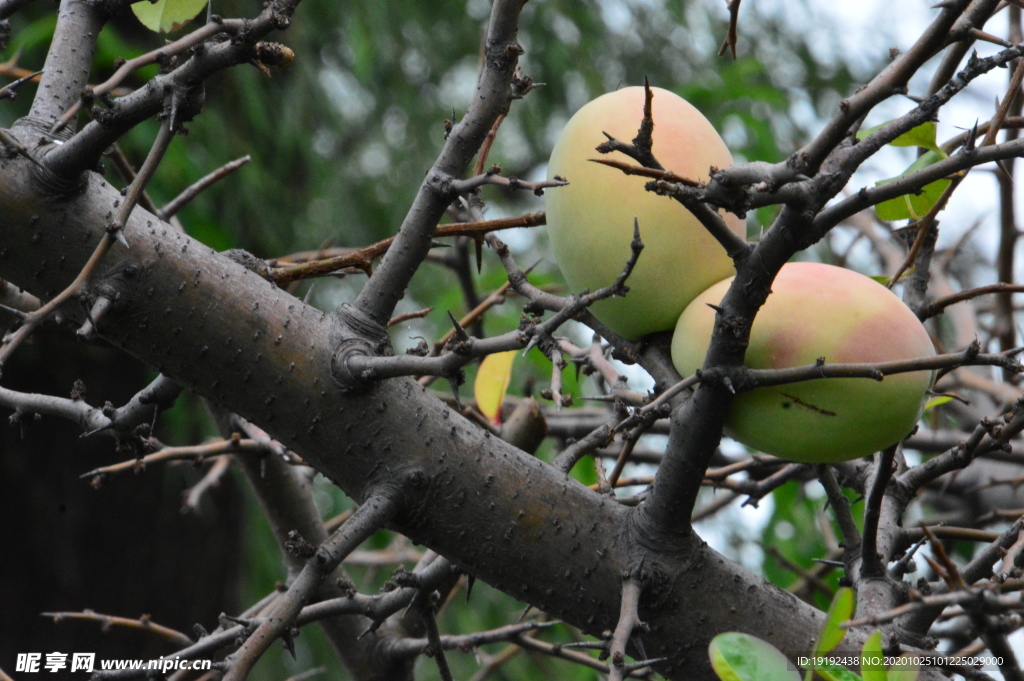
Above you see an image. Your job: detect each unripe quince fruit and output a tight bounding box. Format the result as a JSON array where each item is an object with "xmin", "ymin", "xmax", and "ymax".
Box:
[
  {"xmin": 671, "ymin": 262, "xmax": 936, "ymax": 463},
  {"xmin": 545, "ymin": 86, "xmax": 746, "ymax": 340}
]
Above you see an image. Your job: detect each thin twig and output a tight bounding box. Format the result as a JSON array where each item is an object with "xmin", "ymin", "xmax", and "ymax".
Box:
[
  {"xmin": 158, "ymin": 155, "xmax": 251, "ymax": 220},
  {"xmin": 919, "ymin": 283, "xmax": 1024, "ymax": 319},
  {"xmin": 268, "ymin": 213, "xmax": 545, "ymax": 283},
  {"xmin": 717, "ymin": 0, "xmax": 743, "ymax": 58},
  {"xmin": 222, "ymin": 493, "xmax": 399, "ymax": 681},
  {"xmin": 79, "ymin": 437, "xmax": 272, "ymax": 482},
  {"xmin": 43, "ymin": 611, "xmax": 193, "ymax": 647},
  {"xmin": 50, "ymin": 20, "xmax": 244, "ymax": 135}
]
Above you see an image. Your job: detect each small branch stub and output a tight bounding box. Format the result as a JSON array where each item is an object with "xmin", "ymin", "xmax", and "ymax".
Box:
[{"xmin": 330, "ymin": 303, "xmax": 392, "ymax": 393}]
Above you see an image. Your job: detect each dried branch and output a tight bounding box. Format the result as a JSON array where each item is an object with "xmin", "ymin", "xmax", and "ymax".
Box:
[
  {"xmin": 484, "ymin": 231, "xmax": 647, "ymax": 369},
  {"xmin": 450, "ymin": 167, "xmax": 567, "ymax": 196},
  {"xmin": 346, "ymin": 227, "xmax": 642, "ymax": 382},
  {"xmin": 900, "ymin": 392, "xmax": 1024, "ymax": 492},
  {"xmin": 181, "ymin": 455, "xmax": 232, "ymax": 513},
  {"xmin": 592, "ymin": 157, "xmax": 752, "ymax": 262},
  {"xmin": 385, "ymin": 621, "xmax": 560, "ymax": 658},
  {"xmin": 413, "ymin": 592, "xmax": 454, "ymax": 681},
  {"xmin": 551, "ymin": 417, "xmax": 617, "ymax": 475},
  {"xmin": 817, "ymin": 464, "xmax": 862, "ymax": 548},
  {"xmin": 919, "ymin": 283, "xmax": 1024, "ymax": 319},
  {"xmin": 762, "ymin": 545, "xmax": 835, "ymax": 599},
  {"xmin": 798, "ymin": 0, "xmax": 970, "ymax": 173},
  {"xmin": 691, "ymin": 491, "xmax": 740, "ymax": 523},
  {"xmin": 268, "ymin": 212, "xmax": 545, "ymax": 283},
  {"xmin": 79, "ymin": 436, "xmax": 273, "ymax": 483},
  {"xmin": 103, "ymin": 143, "xmax": 162, "ymax": 216},
  {"xmin": 715, "ymin": 463, "xmax": 807, "ymax": 504},
  {"xmin": 43, "ymin": 610, "xmax": 193, "ymax": 647},
  {"xmin": 388, "ymin": 307, "xmax": 435, "ymax": 327},
  {"xmin": 0, "ymin": 68, "xmax": 40, "ymax": 100}
]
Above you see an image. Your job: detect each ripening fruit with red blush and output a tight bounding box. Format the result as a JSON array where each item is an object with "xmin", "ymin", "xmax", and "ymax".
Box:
[
  {"xmin": 545, "ymin": 86, "xmax": 746, "ymax": 341},
  {"xmin": 671, "ymin": 262, "xmax": 936, "ymax": 463}
]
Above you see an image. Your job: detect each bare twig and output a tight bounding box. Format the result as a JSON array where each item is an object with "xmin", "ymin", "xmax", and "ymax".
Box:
[
  {"xmin": 268, "ymin": 213, "xmax": 545, "ymax": 283},
  {"xmin": 717, "ymin": 0, "xmax": 743, "ymax": 58},
  {"xmin": 43, "ymin": 610, "xmax": 193, "ymax": 647},
  {"xmin": 158, "ymin": 155, "xmax": 251, "ymax": 220},
  {"xmin": 919, "ymin": 283, "xmax": 1024, "ymax": 319},
  {"xmin": 181, "ymin": 456, "xmax": 233, "ymax": 513},
  {"xmin": 0, "ymin": 121, "xmax": 174, "ymax": 371},
  {"xmin": 50, "ymin": 20, "xmax": 245, "ymax": 135},
  {"xmin": 79, "ymin": 437, "xmax": 273, "ymax": 482},
  {"xmin": 817, "ymin": 464, "xmax": 861, "ymax": 548}
]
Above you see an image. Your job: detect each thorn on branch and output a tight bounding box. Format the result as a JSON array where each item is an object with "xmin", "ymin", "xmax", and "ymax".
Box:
[
  {"xmin": 446, "ymin": 311, "xmax": 470, "ymax": 343},
  {"xmin": 0, "ymin": 68, "xmax": 41, "ymax": 100}
]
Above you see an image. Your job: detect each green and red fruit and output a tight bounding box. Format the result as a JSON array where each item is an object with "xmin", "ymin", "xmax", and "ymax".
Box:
[
  {"xmin": 546, "ymin": 86, "xmax": 746, "ymax": 341},
  {"xmin": 671, "ymin": 262, "xmax": 936, "ymax": 463}
]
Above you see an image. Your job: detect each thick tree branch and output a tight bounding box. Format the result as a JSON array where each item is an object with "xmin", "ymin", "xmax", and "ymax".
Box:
[
  {"xmin": 37, "ymin": 2, "xmax": 300, "ymax": 177},
  {"xmin": 352, "ymin": 0, "xmax": 527, "ymax": 325},
  {"xmin": 0, "ymin": 157, "xmax": 864, "ymax": 678},
  {"xmin": 26, "ymin": 0, "xmax": 108, "ymax": 129},
  {"xmin": 223, "ymin": 492, "xmax": 400, "ymax": 681}
]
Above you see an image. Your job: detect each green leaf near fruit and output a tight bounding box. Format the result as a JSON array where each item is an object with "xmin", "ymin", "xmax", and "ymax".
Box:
[
  {"xmin": 817, "ymin": 587, "xmax": 854, "ymax": 655},
  {"xmin": 860, "ymin": 631, "xmax": 887, "ymax": 681},
  {"xmin": 856, "ymin": 121, "xmax": 950, "ymax": 221},
  {"xmin": 886, "ymin": 655, "xmax": 920, "ymax": 681},
  {"xmin": 856, "ymin": 120, "xmax": 943, "ymax": 154},
  {"xmin": 874, "ymin": 150, "xmax": 951, "ymax": 221},
  {"xmin": 924, "ymin": 395, "xmax": 953, "ymax": 411},
  {"xmin": 815, "ymin": 660, "xmax": 864, "ymax": 681},
  {"xmin": 132, "ymin": 0, "xmax": 209, "ymax": 33},
  {"xmin": 709, "ymin": 632, "xmax": 801, "ymax": 681}
]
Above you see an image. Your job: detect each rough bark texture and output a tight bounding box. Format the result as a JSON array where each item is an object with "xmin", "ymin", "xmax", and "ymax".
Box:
[{"xmin": 0, "ymin": 144, "xmax": 861, "ymax": 680}]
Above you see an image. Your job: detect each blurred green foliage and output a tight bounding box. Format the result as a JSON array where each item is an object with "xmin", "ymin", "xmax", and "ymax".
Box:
[{"xmin": 1, "ymin": 0, "xmax": 882, "ymax": 677}]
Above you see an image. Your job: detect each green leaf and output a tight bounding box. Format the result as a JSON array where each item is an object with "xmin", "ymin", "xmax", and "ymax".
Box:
[
  {"xmin": 856, "ymin": 121, "xmax": 942, "ymax": 154},
  {"xmin": 887, "ymin": 654, "xmax": 920, "ymax": 681},
  {"xmin": 709, "ymin": 633, "xmax": 801, "ymax": 681},
  {"xmin": 924, "ymin": 395, "xmax": 953, "ymax": 411},
  {"xmin": 817, "ymin": 587, "xmax": 855, "ymax": 655},
  {"xmin": 874, "ymin": 150, "xmax": 951, "ymax": 221},
  {"xmin": 860, "ymin": 631, "xmax": 886, "ymax": 681},
  {"xmin": 815, "ymin": 660, "xmax": 863, "ymax": 681},
  {"xmin": 132, "ymin": 0, "xmax": 209, "ymax": 33},
  {"xmin": 867, "ymin": 275, "xmax": 891, "ymax": 286}
]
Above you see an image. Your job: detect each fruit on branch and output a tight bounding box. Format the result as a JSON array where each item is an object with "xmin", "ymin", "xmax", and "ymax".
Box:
[
  {"xmin": 671, "ymin": 262, "xmax": 936, "ymax": 463},
  {"xmin": 545, "ymin": 86, "xmax": 746, "ymax": 340}
]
